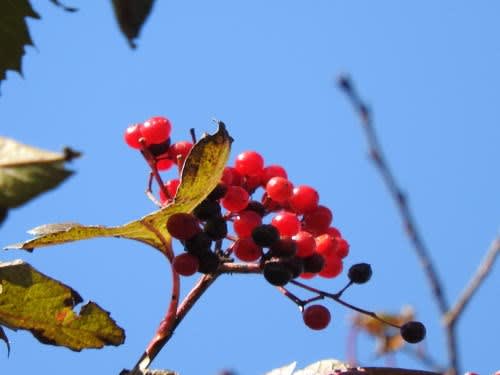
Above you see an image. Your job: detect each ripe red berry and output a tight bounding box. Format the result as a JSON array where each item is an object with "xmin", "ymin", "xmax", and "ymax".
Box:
[
  {"xmin": 293, "ymin": 231, "xmax": 316, "ymax": 258},
  {"xmin": 315, "ymin": 234, "xmax": 337, "ymax": 258},
  {"xmin": 319, "ymin": 254, "xmax": 343, "ymax": 278},
  {"xmin": 271, "ymin": 211, "xmax": 301, "ymax": 237},
  {"xmin": 173, "ymin": 253, "xmax": 199, "ymax": 276},
  {"xmin": 166, "ymin": 213, "xmax": 201, "ymax": 240},
  {"xmin": 160, "ymin": 179, "xmax": 180, "ymax": 204},
  {"xmin": 124, "ymin": 123, "xmax": 143, "ymax": 149},
  {"xmin": 244, "ymin": 174, "xmax": 263, "ymax": 192},
  {"xmin": 232, "ymin": 238, "xmax": 262, "ymax": 262},
  {"xmin": 299, "ymin": 272, "xmax": 315, "ymax": 279},
  {"xmin": 302, "ymin": 304, "xmax": 331, "ymax": 330},
  {"xmin": 335, "ymin": 238, "xmax": 350, "ymax": 258},
  {"xmin": 261, "ymin": 164, "xmax": 288, "ymax": 185},
  {"xmin": 221, "ymin": 185, "xmax": 249, "ymax": 212},
  {"xmin": 233, "ymin": 210, "xmax": 262, "ymax": 238},
  {"xmin": 141, "ymin": 116, "xmax": 172, "ymax": 145},
  {"xmin": 325, "ymin": 226, "xmax": 342, "ymax": 238},
  {"xmin": 157, "ymin": 157, "xmax": 174, "ymax": 171},
  {"xmin": 235, "ymin": 151, "xmax": 264, "ymax": 176},
  {"xmin": 222, "ymin": 167, "xmax": 243, "ymax": 186},
  {"xmin": 265, "ymin": 177, "xmax": 293, "ymax": 203},
  {"xmin": 303, "ymin": 205, "xmax": 333, "ymax": 235},
  {"xmin": 169, "ymin": 141, "xmax": 193, "ymax": 167},
  {"xmin": 289, "ymin": 185, "xmax": 319, "ymax": 214}
]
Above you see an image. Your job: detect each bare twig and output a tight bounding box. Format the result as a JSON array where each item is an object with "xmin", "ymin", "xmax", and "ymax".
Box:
[
  {"xmin": 337, "ymin": 75, "xmax": 458, "ymax": 374},
  {"xmin": 444, "ymin": 235, "xmax": 500, "ymax": 327}
]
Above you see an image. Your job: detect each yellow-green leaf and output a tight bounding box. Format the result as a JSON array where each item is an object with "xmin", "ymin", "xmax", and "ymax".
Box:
[
  {"xmin": 0, "ymin": 260, "xmax": 124, "ymax": 350},
  {"xmin": 0, "ymin": 137, "xmax": 81, "ymax": 217},
  {"xmin": 6, "ymin": 122, "xmax": 232, "ymax": 253}
]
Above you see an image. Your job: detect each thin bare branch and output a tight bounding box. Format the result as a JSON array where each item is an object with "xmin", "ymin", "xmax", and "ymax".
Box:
[
  {"xmin": 444, "ymin": 235, "xmax": 500, "ymax": 327},
  {"xmin": 338, "ymin": 74, "xmax": 457, "ymax": 374}
]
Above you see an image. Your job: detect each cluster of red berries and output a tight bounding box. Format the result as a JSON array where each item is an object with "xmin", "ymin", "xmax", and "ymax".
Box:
[{"xmin": 123, "ymin": 116, "xmax": 426, "ymax": 341}]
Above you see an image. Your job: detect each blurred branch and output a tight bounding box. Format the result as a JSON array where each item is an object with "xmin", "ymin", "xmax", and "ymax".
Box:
[
  {"xmin": 337, "ymin": 75, "xmax": 458, "ymax": 375},
  {"xmin": 444, "ymin": 235, "xmax": 500, "ymax": 327}
]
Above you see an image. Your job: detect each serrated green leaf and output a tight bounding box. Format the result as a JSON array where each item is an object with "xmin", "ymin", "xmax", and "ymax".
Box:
[
  {"xmin": 0, "ymin": 260, "xmax": 124, "ymax": 350},
  {"xmin": 6, "ymin": 122, "xmax": 232, "ymax": 254},
  {"xmin": 112, "ymin": 0, "xmax": 156, "ymax": 48},
  {"xmin": 0, "ymin": 137, "xmax": 80, "ymax": 213},
  {"xmin": 0, "ymin": 0, "xmax": 40, "ymax": 90}
]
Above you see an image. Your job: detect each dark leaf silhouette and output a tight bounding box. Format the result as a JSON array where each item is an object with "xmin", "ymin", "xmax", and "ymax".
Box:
[{"xmin": 112, "ymin": 0, "xmax": 156, "ymax": 48}]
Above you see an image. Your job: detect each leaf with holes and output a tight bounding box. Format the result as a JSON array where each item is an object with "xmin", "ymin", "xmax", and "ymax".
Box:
[
  {"xmin": 0, "ymin": 260, "xmax": 124, "ymax": 350},
  {"xmin": 6, "ymin": 122, "xmax": 232, "ymax": 254}
]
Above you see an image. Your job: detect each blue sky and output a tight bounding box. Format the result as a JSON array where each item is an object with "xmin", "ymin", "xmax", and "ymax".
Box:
[{"xmin": 1, "ymin": 1, "xmax": 499, "ymax": 374}]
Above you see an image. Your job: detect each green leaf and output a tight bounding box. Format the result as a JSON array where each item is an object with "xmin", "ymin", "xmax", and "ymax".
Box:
[
  {"xmin": 6, "ymin": 122, "xmax": 232, "ymax": 253},
  {"xmin": 0, "ymin": 137, "xmax": 81, "ymax": 220},
  {"xmin": 0, "ymin": 260, "xmax": 124, "ymax": 350},
  {"xmin": 112, "ymin": 0, "xmax": 156, "ymax": 48},
  {"xmin": 0, "ymin": 0, "xmax": 40, "ymax": 90}
]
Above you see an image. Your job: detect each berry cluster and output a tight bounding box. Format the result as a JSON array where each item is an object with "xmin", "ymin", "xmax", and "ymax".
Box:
[{"xmin": 124, "ymin": 117, "xmax": 426, "ymax": 342}]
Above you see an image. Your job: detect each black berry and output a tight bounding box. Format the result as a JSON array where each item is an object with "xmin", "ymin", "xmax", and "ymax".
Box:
[
  {"xmin": 204, "ymin": 217, "xmax": 228, "ymax": 240},
  {"xmin": 347, "ymin": 263, "xmax": 372, "ymax": 284},
  {"xmin": 252, "ymin": 224, "xmax": 279, "ymax": 247},
  {"xmin": 303, "ymin": 253, "xmax": 325, "ymax": 274},
  {"xmin": 400, "ymin": 321, "xmax": 426, "ymax": 343},
  {"xmin": 193, "ymin": 199, "xmax": 222, "ymax": 221},
  {"xmin": 197, "ymin": 251, "xmax": 220, "ymax": 274},
  {"xmin": 263, "ymin": 260, "xmax": 293, "ymax": 286}
]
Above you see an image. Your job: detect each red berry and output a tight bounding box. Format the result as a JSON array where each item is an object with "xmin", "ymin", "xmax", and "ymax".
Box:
[
  {"xmin": 315, "ymin": 234, "xmax": 337, "ymax": 257},
  {"xmin": 265, "ymin": 177, "xmax": 293, "ymax": 203},
  {"xmin": 157, "ymin": 157, "xmax": 174, "ymax": 171},
  {"xmin": 232, "ymin": 238, "xmax": 262, "ymax": 262},
  {"xmin": 271, "ymin": 211, "xmax": 301, "ymax": 237},
  {"xmin": 173, "ymin": 253, "xmax": 199, "ymax": 276},
  {"xmin": 261, "ymin": 164, "xmax": 288, "ymax": 185},
  {"xmin": 293, "ymin": 231, "xmax": 316, "ymax": 258},
  {"xmin": 303, "ymin": 205, "xmax": 333, "ymax": 235},
  {"xmin": 289, "ymin": 185, "xmax": 319, "ymax": 214},
  {"xmin": 244, "ymin": 174, "xmax": 263, "ymax": 192},
  {"xmin": 335, "ymin": 238, "xmax": 350, "ymax": 258},
  {"xmin": 233, "ymin": 210, "xmax": 262, "ymax": 238},
  {"xmin": 221, "ymin": 166, "xmax": 243, "ymax": 186},
  {"xmin": 141, "ymin": 116, "xmax": 172, "ymax": 145},
  {"xmin": 221, "ymin": 186, "xmax": 249, "ymax": 212},
  {"xmin": 166, "ymin": 213, "xmax": 201, "ymax": 240},
  {"xmin": 299, "ymin": 272, "xmax": 315, "ymax": 279},
  {"xmin": 319, "ymin": 254, "xmax": 343, "ymax": 278},
  {"xmin": 169, "ymin": 141, "xmax": 193, "ymax": 167},
  {"xmin": 235, "ymin": 151, "xmax": 264, "ymax": 176},
  {"xmin": 325, "ymin": 226, "xmax": 342, "ymax": 237},
  {"xmin": 124, "ymin": 123, "xmax": 143, "ymax": 149},
  {"xmin": 303, "ymin": 304, "xmax": 331, "ymax": 330},
  {"xmin": 160, "ymin": 179, "xmax": 181, "ymax": 204}
]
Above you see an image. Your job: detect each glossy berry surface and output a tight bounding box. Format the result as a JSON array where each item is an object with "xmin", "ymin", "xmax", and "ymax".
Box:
[
  {"xmin": 124, "ymin": 124, "xmax": 143, "ymax": 149},
  {"xmin": 233, "ymin": 210, "xmax": 262, "ymax": 238},
  {"xmin": 293, "ymin": 231, "xmax": 316, "ymax": 258},
  {"xmin": 166, "ymin": 213, "xmax": 201, "ymax": 240},
  {"xmin": 400, "ymin": 321, "xmax": 426, "ymax": 343},
  {"xmin": 261, "ymin": 164, "xmax": 288, "ymax": 184},
  {"xmin": 289, "ymin": 185, "xmax": 319, "ymax": 214},
  {"xmin": 271, "ymin": 211, "xmax": 301, "ymax": 237},
  {"xmin": 141, "ymin": 116, "xmax": 172, "ymax": 145},
  {"xmin": 221, "ymin": 186, "xmax": 249, "ymax": 212},
  {"xmin": 252, "ymin": 224, "xmax": 280, "ymax": 247},
  {"xmin": 169, "ymin": 141, "xmax": 193, "ymax": 167},
  {"xmin": 232, "ymin": 238, "xmax": 262, "ymax": 262},
  {"xmin": 302, "ymin": 304, "xmax": 331, "ymax": 330},
  {"xmin": 303, "ymin": 205, "xmax": 333, "ymax": 235},
  {"xmin": 348, "ymin": 263, "xmax": 372, "ymax": 284},
  {"xmin": 319, "ymin": 254, "xmax": 343, "ymax": 278},
  {"xmin": 173, "ymin": 253, "xmax": 199, "ymax": 276},
  {"xmin": 234, "ymin": 151, "xmax": 264, "ymax": 176},
  {"xmin": 265, "ymin": 177, "xmax": 293, "ymax": 203}
]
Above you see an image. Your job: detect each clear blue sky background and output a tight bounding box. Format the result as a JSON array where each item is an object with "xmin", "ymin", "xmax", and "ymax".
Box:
[{"xmin": 1, "ymin": 1, "xmax": 499, "ymax": 374}]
